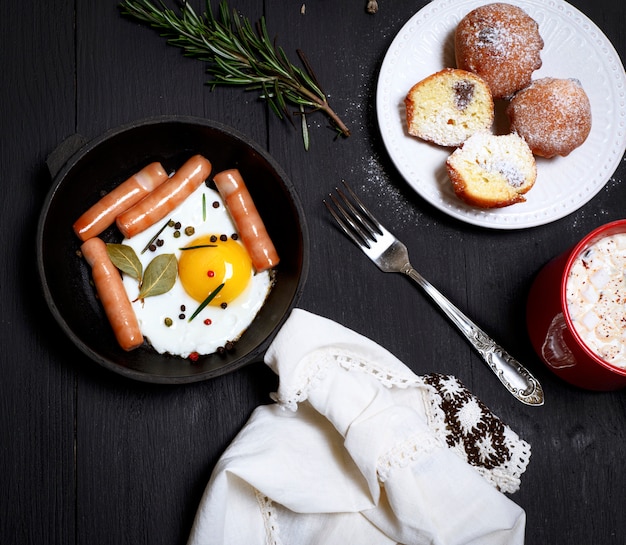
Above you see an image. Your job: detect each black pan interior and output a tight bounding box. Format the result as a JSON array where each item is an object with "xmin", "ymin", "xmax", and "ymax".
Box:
[{"xmin": 36, "ymin": 116, "xmax": 309, "ymax": 383}]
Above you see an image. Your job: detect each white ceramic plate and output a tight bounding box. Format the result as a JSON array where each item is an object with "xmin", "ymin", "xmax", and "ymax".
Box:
[{"xmin": 376, "ymin": 0, "xmax": 626, "ymax": 229}]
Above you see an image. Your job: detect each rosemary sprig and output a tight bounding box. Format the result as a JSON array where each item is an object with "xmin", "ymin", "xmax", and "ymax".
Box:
[{"xmin": 118, "ymin": 0, "xmax": 350, "ymax": 148}]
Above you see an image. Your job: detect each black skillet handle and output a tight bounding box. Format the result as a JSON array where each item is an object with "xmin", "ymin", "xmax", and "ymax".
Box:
[{"xmin": 46, "ymin": 133, "xmax": 88, "ymax": 179}]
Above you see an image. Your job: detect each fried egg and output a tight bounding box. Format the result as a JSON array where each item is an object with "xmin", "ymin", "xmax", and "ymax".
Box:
[{"xmin": 120, "ymin": 182, "xmax": 273, "ymax": 358}]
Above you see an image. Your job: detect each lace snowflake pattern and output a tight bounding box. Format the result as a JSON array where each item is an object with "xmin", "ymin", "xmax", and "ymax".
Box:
[{"xmin": 422, "ymin": 373, "xmax": 511, "ymax": 470}]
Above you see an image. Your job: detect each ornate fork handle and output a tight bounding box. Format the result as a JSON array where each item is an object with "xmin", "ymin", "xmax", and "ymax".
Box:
[
  {"xmin": 403, "ymin": 264, "xmax": 545, "ymax": 406},
  {"xmin": 325, "ymin": 182, "xmax": 544, "ymax": 406}
]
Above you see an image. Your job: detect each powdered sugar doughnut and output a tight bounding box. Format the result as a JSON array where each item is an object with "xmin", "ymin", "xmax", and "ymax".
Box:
[
  {"xmin": 507, "ymin": 77, "xmax": 592, "ymax": 158},
  {"xmin": 455, "ymin": 3, "xmax": 544, "ymax": 99}
]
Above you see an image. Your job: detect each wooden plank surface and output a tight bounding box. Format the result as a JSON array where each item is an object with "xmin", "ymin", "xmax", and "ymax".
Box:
[{"xmin": 1, "ymin": 0, "xmax": 625, "ymax": 544}]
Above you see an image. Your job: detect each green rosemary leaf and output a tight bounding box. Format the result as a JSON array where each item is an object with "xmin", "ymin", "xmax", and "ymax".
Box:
[
  {"xmin": 300, "ymin": 105, "xmax": 310, "ymax": 152},
  {"xmin": 179, "ymin": 244, "xmax": 217, "ymax": 251},
  {"xmin": 266, "ymin": 95, "xmax": 284, "ymax": 121},
  {"xmin": 118, "ymin": 0, "xmax": 350, "ymax": 147},
  {"xmin": 140, "ymin": 218, "xmax": 172, "ymax": 254},
  {"xmin": 188, "ymin": 283, "xmax": 225, "ymax": 322},
  {"xmin": 277, "ymin": 47, "xmax": 296, "ymax": 79},
  {"xmin": 274, "ymin": 79, "xmax": 287, "ymax": 113}
]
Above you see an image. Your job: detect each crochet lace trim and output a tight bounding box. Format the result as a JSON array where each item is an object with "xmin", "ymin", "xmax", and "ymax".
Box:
[
  {"xmin": 255, "ymin": 489, "xmax": 283, "ymax": 545},
  {"xmin": 271, "ymin": 349, "xmax": 530, "ymax": 494},
  {"xmin": 270, "ymin": 349, "xmax": 422, "ymax": 411},
  {"xmin": 376, "ymin": 430, "xmax": 444, "ymax": 482}
]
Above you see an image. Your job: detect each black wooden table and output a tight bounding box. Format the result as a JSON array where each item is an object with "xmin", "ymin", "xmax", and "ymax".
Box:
[{"xmin": 2, "ymin": 1, "xmax": 625, "ymax": 544}]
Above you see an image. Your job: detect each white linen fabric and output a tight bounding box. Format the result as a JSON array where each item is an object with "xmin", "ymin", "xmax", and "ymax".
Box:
[{"xmin": 187, "ymin": 309, "xmax": 531, "ymax": 545}]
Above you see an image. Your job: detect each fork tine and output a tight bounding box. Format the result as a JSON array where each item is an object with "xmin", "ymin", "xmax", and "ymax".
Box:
[
  {"xmin": 337, "ymin": 181, "xmax": 384, "ymax": 236},
  {"xmin": 335, "ymin": 189, "xmax": 380, "ymax": 242},
  {"xmin": 324, "ymin": 181, "xmax": 388, "ymax": 250},
  {"xmin": 324, "ymin": 193, "xmax": 373, "ymax": 249}
]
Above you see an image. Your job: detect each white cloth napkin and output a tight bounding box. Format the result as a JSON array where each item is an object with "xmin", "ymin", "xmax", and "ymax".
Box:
[{"xmin": 187, "ymin": 309, "xmax": 531, "ymax": 545}]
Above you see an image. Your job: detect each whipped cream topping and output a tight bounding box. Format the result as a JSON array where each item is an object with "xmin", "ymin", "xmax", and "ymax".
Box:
[{"xmin": 566, "ymin": 233, "xmax": 626, "ymax": 368}]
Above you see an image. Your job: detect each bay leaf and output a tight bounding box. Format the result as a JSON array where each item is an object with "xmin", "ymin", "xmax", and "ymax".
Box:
[
  {"xmin": 107, "ymin": 243, "xmax": 142, "ymax": 281},
  {"xmin": 137, "ymin": 253, "xmax": 177, "ymax": 299}
]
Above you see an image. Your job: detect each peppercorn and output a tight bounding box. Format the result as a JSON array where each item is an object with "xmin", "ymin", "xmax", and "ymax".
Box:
[
  {"xmin": 164, "ymin": 317, "xmax": 173, "ymax": 327},
  {"xmin": 184, "ymin": 226, "xmax": 195, "ymax": 236}
]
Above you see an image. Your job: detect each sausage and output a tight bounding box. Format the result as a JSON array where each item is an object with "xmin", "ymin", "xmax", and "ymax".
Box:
[
  {"xmin": 73, "ymin": 162, "xmax": 168, "ymax": 241},
  {"xmin": 213, "ymin": 168, "xmax": 280, "ymax": 272},
  {"xmin": 116, "ymin": 154, "xmax": 212, "ymax": 239},
  {"xmin": 80, "ymin": 237, "xmax": 143, "ymax": 351}
]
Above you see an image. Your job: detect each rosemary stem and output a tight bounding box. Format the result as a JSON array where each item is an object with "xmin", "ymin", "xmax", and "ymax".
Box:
[{"xmin": 297, "ymin": 85, "xmax": 351, "ymax": 137}]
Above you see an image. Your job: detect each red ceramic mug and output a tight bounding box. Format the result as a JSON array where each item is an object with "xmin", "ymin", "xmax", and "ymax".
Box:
[{"xmin": 527, "ymin": 219, "xmax": 626, "ymax": 390}]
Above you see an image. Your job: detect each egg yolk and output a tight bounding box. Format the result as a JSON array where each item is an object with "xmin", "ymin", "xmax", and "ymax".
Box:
[{"xmin": 178, "ymin": 235, "xmax": 252, "ymax": 305}]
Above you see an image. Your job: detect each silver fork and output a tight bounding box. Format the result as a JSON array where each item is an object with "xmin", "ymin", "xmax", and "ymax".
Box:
[{"xmin": 324, "ymin": 182, "xmax": 544, "ymax": 406}]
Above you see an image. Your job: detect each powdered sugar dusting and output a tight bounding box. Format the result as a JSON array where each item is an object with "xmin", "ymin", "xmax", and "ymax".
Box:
[
  {"xmin": 475, "ymin": 26, "xmax": 511, "ymax": 57},
  {"xmin": 347, "ymin": 152, "xmax": 423, "ymax": 228},
  {"xmin": 338, "ymin": 65, "xmax": 424, "ymax": 229},
  {"xmin": 492, "ymin": 160, "xmax": 526, "ymax": 188}
]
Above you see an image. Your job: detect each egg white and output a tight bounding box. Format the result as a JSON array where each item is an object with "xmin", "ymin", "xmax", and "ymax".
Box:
[{"xmin": 121, "ymin": 182, "xmax": 273, "ymax": 358}]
